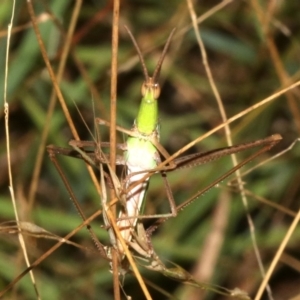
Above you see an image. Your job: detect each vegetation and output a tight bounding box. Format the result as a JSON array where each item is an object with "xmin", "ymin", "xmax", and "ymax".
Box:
[{"xmin": 0, "ymin": 1, "xmax": 299, "ymax": 299}]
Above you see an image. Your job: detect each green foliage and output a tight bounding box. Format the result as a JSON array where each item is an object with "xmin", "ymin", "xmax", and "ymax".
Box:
[{"xmin": 1, "ymin": 1, "xmax": 299, "ymax": 299}]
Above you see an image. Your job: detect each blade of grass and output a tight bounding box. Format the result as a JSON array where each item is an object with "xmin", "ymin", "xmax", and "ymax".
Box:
[{"xmin": 4, "ymin": 1, "xmax": 40, "ymax": 298}]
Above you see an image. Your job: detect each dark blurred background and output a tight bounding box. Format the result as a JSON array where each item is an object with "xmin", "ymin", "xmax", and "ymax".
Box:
[{"xmin": 0, "ymin": 0, "xmax": 299, "ymax": 299}]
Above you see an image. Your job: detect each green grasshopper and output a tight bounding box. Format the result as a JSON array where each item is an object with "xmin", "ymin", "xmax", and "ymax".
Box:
[
  {"xmin": 47, "ymin": 27, "xmax": 282, "ymax": 261},
  {"xmin": 46, "ymin": 27, "xmax": 282, "ymax": 299}
]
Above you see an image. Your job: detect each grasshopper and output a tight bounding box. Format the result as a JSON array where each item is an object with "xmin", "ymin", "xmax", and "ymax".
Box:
[{"xmin": 47, "ymin": 27, "xmax": 282, "ymax": 262}]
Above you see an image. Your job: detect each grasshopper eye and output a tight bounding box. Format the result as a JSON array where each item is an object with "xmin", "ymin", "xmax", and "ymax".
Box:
[
  {"xmin": 153, "ymin": 83, "xmax": 161, "ymax": 99},
  {"xmin": 141, "ymin": 81, "xmax": 147, "ymax": 97}
]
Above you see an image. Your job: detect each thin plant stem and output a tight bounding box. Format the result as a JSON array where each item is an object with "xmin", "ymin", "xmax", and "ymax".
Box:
[
  {"xmin": 4, "ymin": 1, "xmax": 40, "ymax": 298},
  {"xmin": 186, "ymin": 2, "xmax": 272, "ymax": 299},
  {"xmin": 27, "ymin": 0, "xmax": 83, "ymax": 210},
  {"xmin": 0, "ymin": 210, "xmax": 103, "ymax": 297},
  {"xmin": 110, "ymin": 0, "xmax": 121, "ymax": 298}
]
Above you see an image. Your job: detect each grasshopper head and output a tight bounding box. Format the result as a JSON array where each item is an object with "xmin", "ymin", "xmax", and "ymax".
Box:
[{"xmin": 141, "ymin": 77, "xmax": 161, "ymax": 100}]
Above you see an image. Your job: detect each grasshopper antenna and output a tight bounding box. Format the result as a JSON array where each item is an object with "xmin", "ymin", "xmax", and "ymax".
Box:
[
  {"xmin": 124, "ymin": 26, "xmax": 176, "ymax": 84},
  {"xmin": 152, "ymin": 28, "xmax": 176, "ymax": 83}
]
